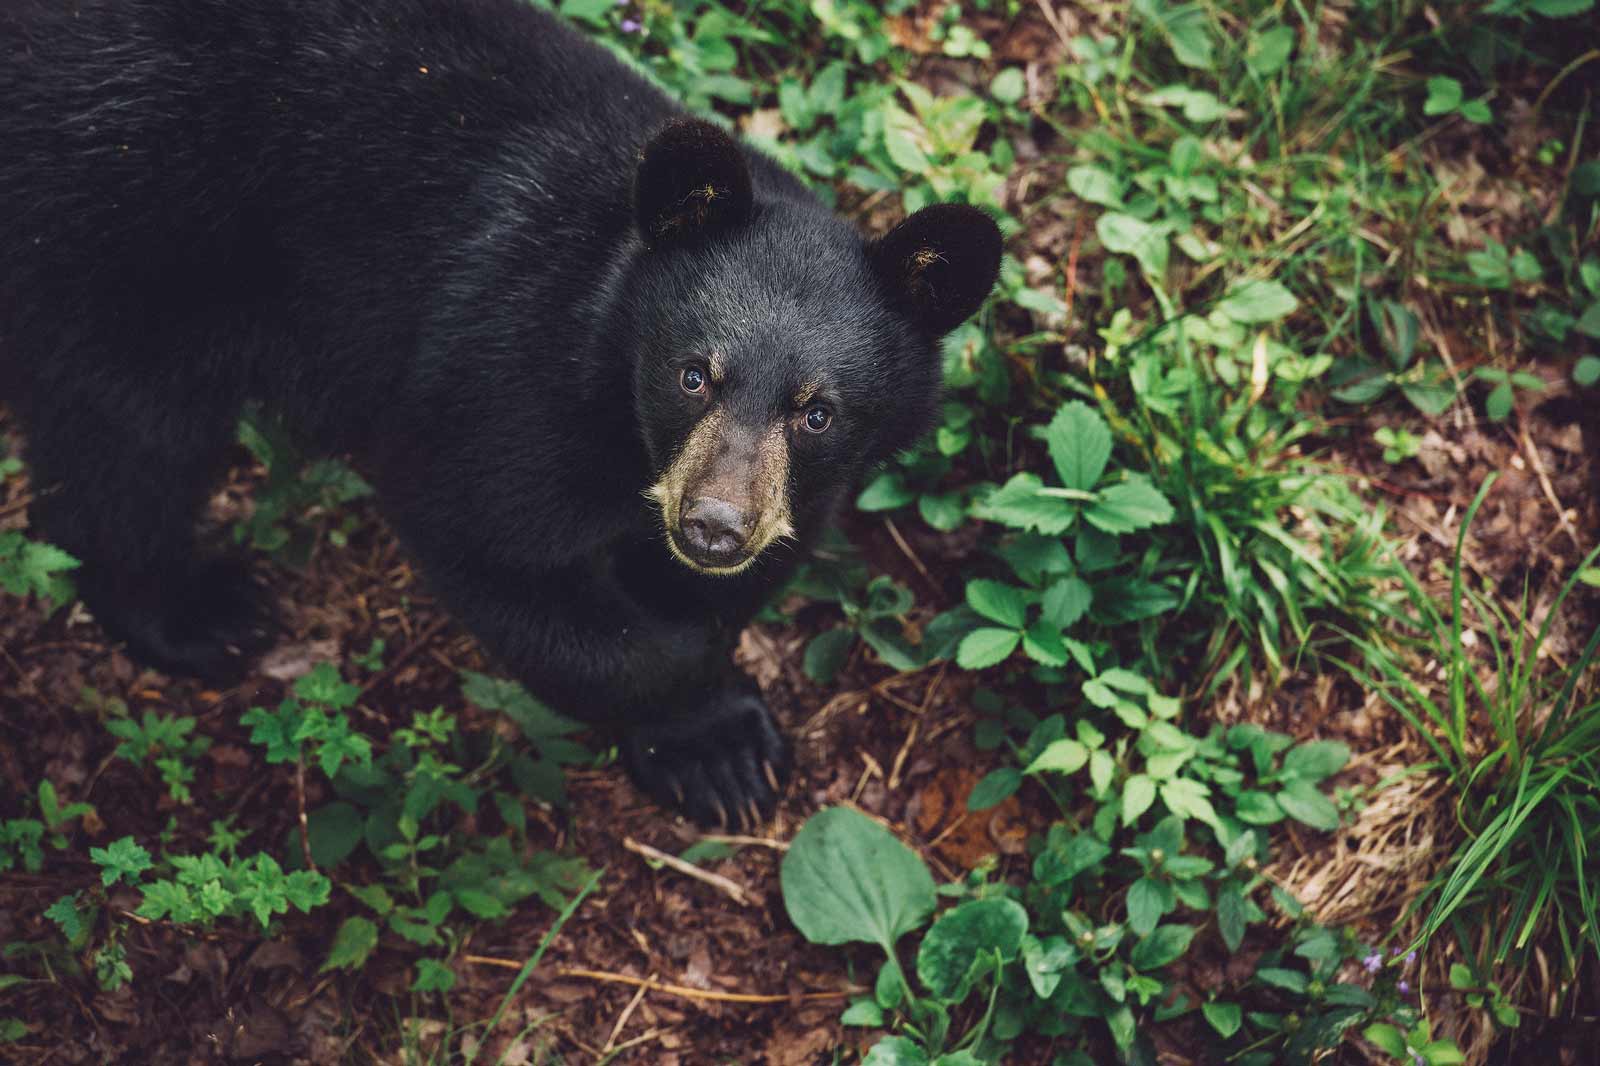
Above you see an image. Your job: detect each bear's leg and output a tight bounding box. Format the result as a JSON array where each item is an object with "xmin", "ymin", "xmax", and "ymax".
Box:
[{"xmin": 21, "ymin": 371, "xmax": 274, "ymax": 681}]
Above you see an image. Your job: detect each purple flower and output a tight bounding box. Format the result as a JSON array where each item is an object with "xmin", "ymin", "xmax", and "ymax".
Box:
[
  {"xmin": 620, "ymin": 17, "xmax": 642, "ymax": 32},
  {"xmin": 1398, "ymin": 979, "xmax": 1411, "ymax": 994},
  {"xmin": 1406, "ymin": 951, "xmax": 1417, "ymax": 966},
  {"xmin": 1363, "ymin": 952, "xmax": 1383, "ymax": 973},
  {"xmin": 1412, "ymin": 1053, "xmax": 1426, "ymax": 1066}
]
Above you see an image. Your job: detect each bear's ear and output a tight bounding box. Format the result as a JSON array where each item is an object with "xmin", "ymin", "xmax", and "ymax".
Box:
[
  {"xmin": 635, "ymin": 119, "xmax": 753, "ymax": 247},
  {"xmin": 869, "ymin": 203, "xmax": 1002, "ymax": 336}
]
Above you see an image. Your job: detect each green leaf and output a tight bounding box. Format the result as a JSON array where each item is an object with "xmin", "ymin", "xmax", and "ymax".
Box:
[
  {"xmin": 916, "ymin": 897, "xmax": 1028, "ymax": 998},
  {"xmin": 956, "ymin": 628, "xmax": 1021, "ymax": 670},
  {"xmin": 1129, "ymin": 924, "xmax": 1196, "ymax": 971},
  {"xmin": 1246, "ymin": 25, "xmax": 1295, "ymax": 76},
  {"xmin": 91, "ymin": 837, "xmax": 153, "ymax": 886},
  {"xmin": 1424, "ymin": 76, "xmax": 1463, "ymax": 116},
  {"xmin": 1460, "ymin": 98, "xmax": 1492, "ymax": 125},
  {"xmin": 411, "ymin": 957, "xmax": 456, "ymax": 993},
  {"xmin": 965, "ymin": 580, "xmax": 1027, "ymax": 628},
  {"xmin": 1042, "ymin": 577, "xmax": 1092, "ymax": 629},
  {"xmin": 321, "ymin": 916, "xmax": 379, "ymax": 972},
  {"xmin": 1217, "ymin": 882, "xmax": 1248, "ymax": 952},
  {"xmin": 1234, "ymin": 790, "xmax": 1285, "ymax": 824},
  {"xmin": 1281, "ymin": 740, "xmax": 1349, "ymax": 782},
  {"xmin": 780, "ymin": 807, "xmax": 937, "ymax": 955},
  {"xmin": 1126, "ymin": 877, "xmax": 1168, "ymax": 935},
  {"xmin": 803, "ymin": 628, "xmax": 855, "ymax": 684},
  {"xmin": 883, "ymin": 106, "xmax": 933, "ymax": 175},
  {"xmin": 1046, "ymin": 401, "xmax": 1113, "ymax": 491},
  {"xmin": 1022, "ymin": 620, "xmax": 1071, "ymax": 667},
  {"xmin": 1277, "ymin": 780, "xmax": 1340, "ymax": 830},
  {"xmin": 1086, "ymin": 478, "xmax": 1175, "ymax": 534},
  {"xmin": 989, "ymin": 67, "xmax": 1026, "ymax": 105},
  {"xmin": 1529, "ymin": 0, "xmax": 1595, "ymax": 14},
  {"xmin": 1574, "ymin": 355, "xmax": 1600, "ymax": 386},
  {"xmin": 1217, "ymin": 280, "xmax": 1299, "ymax": 324},
  {"xmin": 293, "ymin": 663, "xmax": 360, "ymax": 709},
  {"xmin": 1203, "ymin": 1001, "xmax": 1243, "ymax": 1038},
  {"xmin": 1256, "ymin": 966, "xmax": 1308, "ymax": 993},
  {"xmin": 1364, "ymin": 1023, "xmax": 1408, "ymax": 1057},
  {"xmin": 454, "ymin": 888, "xmax": 510, "ymax": 919},
  {"xmin": 307, "ymin": 802, "xmax": 364, "ymax": 867},
  {"xmin": 863, "ymin": 1037, "xmax": 930, "ymax": 1066},
  {"xmin": 1574, "ymin": 303, "xmax": 1600, "ymax": 340},
  {"xmin": 840, "ymin": 999, "xmax": 885, "ymax": 1026},
  {"xmin": 857, "ymin": 472, "xmax": 916, "ymax": 511},
  {"xmin": 1067, "ymin": 165, "xmax": 1123, "ymax": 207},
  {"xmin": 1098, "ymin": 213, "xmax": 1169, "ymax": 278},
  {"xmin": 1484, "ymin": 379, "xmax": 1514, "ymax": 421},
  {"xmin": 968, "ymin": 768, "xmax": 1022, "ymax": 810},
  {"xmin": 973, "ymin": 473, "xmax": 1077, "ymax": 534},
  {"xmin": 1160, "ymin": 779, "xmax": 1220, "ymax": 829},
  {"xmin": 1122, "ymin": 774, "xmax": 1157, "ymax": 825},
  {"xmin": 44, "ymin": 895, "xmax": 85, "ymax": 942},
  {"xmin": 1027, "ymin": 739, "xmax": 1089, "ymax": 777}
]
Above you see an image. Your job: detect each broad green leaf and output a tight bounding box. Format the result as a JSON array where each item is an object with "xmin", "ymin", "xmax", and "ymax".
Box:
[
  {"xmin": 1281, "ymin": 740, "xmax": 1349, "ymax": 782},
  {"xmin": 307, "ymin": 802, "xmax": 364, "ymax": 867},
  {"xmin": 840, "ymin": 999, "xmax": 885, "ymax": 1026},
  {"xmin": 1234, "ymin": 790, "xmax": 1285, "ymax": 824},
  {"xmin": 1126, "ymin": 877, "xmax": 1168, "ymax": 935},
  {"xmin": 858, "ymin": 471, "xmax": 916, "ymax": 511},
  {"xmin": 1574, "ymin": 355, "xmax": 1600, "ymax": 386},
  {"xmin": 972, "ymin": 473, "xmax": 1077, "ymax": 534},
  {"xmin": 916, "ymin": 897, "xmax": 1028, "ymax": 998},
  {"xmin": 1067, "ymin": 165, "xmax": 1123, "ymax": 207},
  {"xmin": 321, "ymin": 916, "xmax": 379, "ymax": 973},
  {"xmin": 1424, "ymin": 76, "xmax": 1463, "ymax": 115},
  {"xmin": 1574, "ymin": 303, "xmax": 1600, "ymax": 340},
  {"xmin": 990, "ymin": 67, "xmax": 1026, "ymax": 105},
  {"xmin": 1246, "ymin": 25, "xmax": 1295, "ymax": 76},
  {"xmin": 1046, "ymin": 401, "xmax": 1113, "ymax": 491},
  {"xmin": 883, "ymin": 106, "xmax": 933, "ymax": 175},
  {"xmin": 1160, "ymin": 778, "xmax": 1220, "ymax": 830},
  {"xmin": 1129, "ymin": 923, "xmax": 1196, "ymax": 970},
  {"xmin": 1217, "ymin": 280, "xmax": 1298, "ymax": 324},
  {"xmin": 1364, "ymin": 1022, "xmax": 1408, "ymax": 1057},
  {"xmin": 1277, "ymin": 780, "xmax": 1340, "ymax": 830},
  {"xmin": 1098, "ymin": 213, "xmax": 1169, "ymax": 278},
  {"xmin": 1086, "ymin": 478, "xmax": 1175, "ymax": 534},
  {"xmin": 781, "ymin": 807, "xmax": 936, "ymax": 955},
  {"xmin": 803, "ymin": 628, "xmax": 855, "ymax": 684},
  {"xmin": 1203, "ymin": 1001, "xmax": 1243, "ymax": 1038},
  {"xmin": 1042, "ymin": 577, "xmax": 1092, "ymax": 629},
  {"xmin": 967, "ymin": 768, "xmax": 1022, "ymax": 811},
  {"xmin": 966, "ymin": 579, "xmax": 1026, "ymax": 628},
  {"xmin": 863, "ymin": 1037, "xmax": 930, "ymax": 1066},
  {"xmin": 956, "ymin": 627, "xmax": 1021, "ymax": 670},
  {"xmin": 1022, "ymin": 620, "xmax": 1070, "ymax": 666},
  {"xmin": 1122, "ymin": 774, "xmax": 1157, "ymax": 825},
  {"xmin": 1026, "ymin": 739, "xmax": 1089, "ymax": 776}
]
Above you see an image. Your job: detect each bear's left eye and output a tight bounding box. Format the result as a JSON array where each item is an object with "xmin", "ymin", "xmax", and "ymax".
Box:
[
  {"xmin": 680, "ymin": 366, "xmax": 707, "ymax": 394},
  {"xmin": 803, "ymin": 406, "xmax": 832, "ymax": 434}
]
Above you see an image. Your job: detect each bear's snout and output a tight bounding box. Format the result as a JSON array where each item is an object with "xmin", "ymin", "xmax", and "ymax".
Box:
[{"xmin": 678, "ymin": 496, "xmax": 754, "ymax": 567}]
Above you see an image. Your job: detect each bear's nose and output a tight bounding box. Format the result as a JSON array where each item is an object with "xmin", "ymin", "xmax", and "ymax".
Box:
[{"xmin": 679, "ymin": 497, "xmax": 754, "ymax": 566}]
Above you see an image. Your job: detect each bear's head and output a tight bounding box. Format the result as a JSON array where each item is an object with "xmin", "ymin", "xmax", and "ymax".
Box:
[{"xmin": 625, "ymin": 119, "xmax": 1001, "ymax": 576}]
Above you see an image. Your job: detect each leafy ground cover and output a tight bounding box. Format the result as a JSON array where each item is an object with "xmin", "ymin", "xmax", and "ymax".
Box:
[{"xmin": 2, "ymin": 1, "xmax": 1598, "ymax": 1063}]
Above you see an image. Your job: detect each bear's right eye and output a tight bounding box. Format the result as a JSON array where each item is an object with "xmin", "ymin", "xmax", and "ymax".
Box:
[{"xmin": 680, "ymin": 366, "xmax": 706, "ymax": 394}]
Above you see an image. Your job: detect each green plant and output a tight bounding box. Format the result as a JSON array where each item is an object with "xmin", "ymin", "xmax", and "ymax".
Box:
[
  {"xmin": 1471, "ymin": 365, "xmax": 1546, "ymax": 421},
  {"xmin": 104, "ymin": 708, "xmax": 212, "ymax": 805},
  {"xmin": 1374, "ymin": 427, "xmax": 1422, "ymax": 464},
  {"xmin": 1331, "ymin": 301, "xmax": 1457, "ymax": 416},
  {"xmin": 0, "ymin": 531, "xmax": 77, "ymax": 610},
  {"xmin": 1344, "ymin": 475, "xmax": 1600, "ymax": 975},
  {"xmin": 234, "ymin": 413, "xmax": 372, "ymax": 563},
  {"xmin": 0, "ymin": 782, "xmax": 95, "ymax": 874}
]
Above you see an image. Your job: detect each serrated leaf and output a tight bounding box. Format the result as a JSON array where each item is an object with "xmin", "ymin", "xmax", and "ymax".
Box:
[
  {"xmin": 1046, "ymin": 401, "xmax": 1113, "ymax": 491},
  {"xmin": 1022, "ymin": 620, "xmax": 1070, "ymax": 666},
  {"xmin": 1086, "ymin": 478, "xmax": 1175, "ymax": 534},
  {"xmin": 973, "ymin": 473, "xmax": 1077, "ymax": 534},
  {"xmin": 1122, "ymin": 774, "xmax": 1157, "ymax": 825},
  {"xmin": 1042, "ymin": 577, "xmax": 1092, "ymax": 629},
  {"xmin": 965, "ymin": 580, "xmax": 1027, "ymax": 628},
  {"xmin": 956, "ymin": 628, "xmax": 1021, "ymax": 670}
]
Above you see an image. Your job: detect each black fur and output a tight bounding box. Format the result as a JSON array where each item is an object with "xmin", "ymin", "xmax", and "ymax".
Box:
[{"xmin": 0, "ymin": 0, "xmax": 1000, "ymax": 826}]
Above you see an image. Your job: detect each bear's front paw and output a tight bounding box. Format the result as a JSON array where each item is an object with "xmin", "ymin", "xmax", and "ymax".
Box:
[
  {"xmin": 90, "ymin": 556, "xmax": 278, "ymax": 684},
  {"xmin": 621, "ymin": 686, "xmax": 791, "ymax": 830}
]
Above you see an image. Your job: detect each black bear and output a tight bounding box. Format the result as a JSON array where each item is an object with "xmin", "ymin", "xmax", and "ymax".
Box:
[{"xmin": 0, "ymin": 0, "xmax": 1000, "ymax": 827}]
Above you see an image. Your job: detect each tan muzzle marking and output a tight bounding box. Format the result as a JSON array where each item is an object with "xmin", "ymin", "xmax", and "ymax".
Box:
[{"xmin": 646, "ymin": 408, "xmax": 795, "ymax": 576}]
